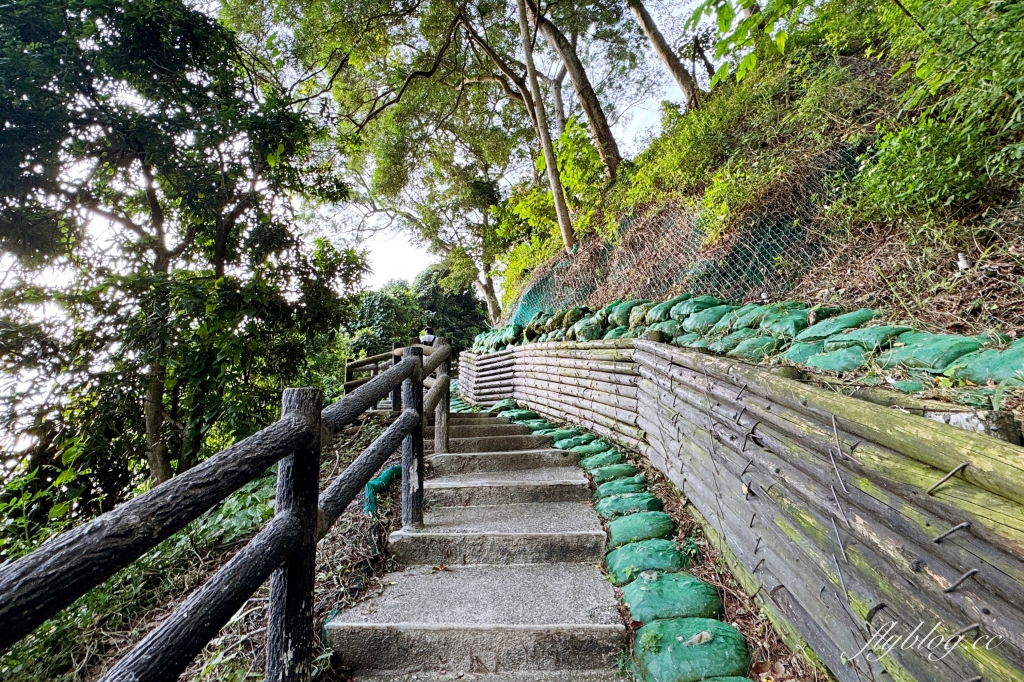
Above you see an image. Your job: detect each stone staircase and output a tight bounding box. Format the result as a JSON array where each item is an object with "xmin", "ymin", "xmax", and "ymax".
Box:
[{"xmin": 326, "ymin": 412, "xmax": 627, "ymax": 681}]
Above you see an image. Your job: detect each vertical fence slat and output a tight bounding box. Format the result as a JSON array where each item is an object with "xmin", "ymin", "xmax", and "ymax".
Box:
[
  {"xmin": 267, "ymin": 388, "xmax": 322, "ymax": 682},
  {"xmin": 401, "ymin": 346, "xmax": 424, "ymax": 528},
  {"xmin": 434, "ymin": 337, "xmax": 450, "ymax": 455}
]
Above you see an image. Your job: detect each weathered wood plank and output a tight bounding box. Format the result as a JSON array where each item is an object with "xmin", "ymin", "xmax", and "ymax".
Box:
[{"xmin": 635, "ymin": 339, "xmax": 1024, "ymax": 508}]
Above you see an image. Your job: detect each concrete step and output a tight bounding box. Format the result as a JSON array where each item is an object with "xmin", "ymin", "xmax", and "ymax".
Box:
[
  {"xmin": 439, "ymin": 413, "xmax": 504, "ymax": 421},
  {"xmin": 425, "ymin": 467, "xmax": 590, "ymax": 506},
  {"xmin": 449, "ymin": 434, "xmax": 552, "ymax": 453},
  {"xmin": 429, "ymin": 449, "xmax": 579, "ymax": 475},
  {"xmin": 388, "ymin": 502, "xmax": 606, "ymax": 565},
  {"xmin": 425, "ymin": 423, "xmax": 532, "ymax": 439},
  {"xmin": 326, "ymin": 563, "xmax": 626, "ymax": 676}
]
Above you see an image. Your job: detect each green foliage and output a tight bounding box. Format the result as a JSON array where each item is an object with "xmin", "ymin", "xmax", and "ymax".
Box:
[
  {"xmin": 0, "ymin": 0, "xmax": 365, "ymax": 547},
  {"xmin": 413, "ymin": 265, "xmax": 489, "ymax": 353},
  {"xmin": 345, "ymin": 280, "xmax": 426, "ymax": 356},
  {"xmin": 857, "ymin": 118, "xmax": 997, "ymax": 216}
]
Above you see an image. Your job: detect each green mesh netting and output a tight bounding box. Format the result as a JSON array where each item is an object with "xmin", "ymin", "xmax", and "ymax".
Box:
[{"xmin": 503, "ymin": 148, "xmax": 860, "ymax": 329}]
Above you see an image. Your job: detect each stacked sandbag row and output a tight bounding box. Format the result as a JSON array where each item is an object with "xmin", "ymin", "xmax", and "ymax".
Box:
[
  {"xmin": 633, "ymin": 338, "xmax": 1024, "ymax": 682},
  {"xmin": 577, "ymin": 449, "xmax": 751, "ymax": 682},
  {"xmin": 474, "ymin": 294, "xmax": 1023, "ymax": 415},
  {"xmin": 508, "ymin": 340, "xmax": 645, "ymax": 454},
  {"xmin": 457, "ymin": 349, "xmax": 514, "ymax": 407}
]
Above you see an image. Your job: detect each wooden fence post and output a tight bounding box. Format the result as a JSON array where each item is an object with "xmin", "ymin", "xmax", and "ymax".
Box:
[
  {"xmin": 434, "ymin": 336, "xmax": 450, "ymax": 455},
  {"xmin": 391, "ymin": 342, "xmax": 402, "ymax": 412},
  {"xmin": 401, "ymin": 346, "xmax": 424, "ymax": 528},
  {"xmin": 267, "ymin": 388, "xmax": 322, "ymax": 682}
]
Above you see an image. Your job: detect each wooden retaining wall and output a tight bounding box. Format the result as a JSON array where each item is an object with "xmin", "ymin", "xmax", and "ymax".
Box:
[{"xmin": 458, "ymin": 340, "xmax": 1024, "ymax": 682}]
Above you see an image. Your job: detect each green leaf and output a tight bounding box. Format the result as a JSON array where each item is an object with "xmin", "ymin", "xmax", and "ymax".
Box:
[
  {"xmin": 775, "ymin": 30, "xmax": 788, "ymax": 54},
  {"xmin": 711, "ymin": 62, "xmax": 732, "ymax": 87},
  {"xmin": 48, "ymin": 501, "xmax": 70, "ymax": 520}
]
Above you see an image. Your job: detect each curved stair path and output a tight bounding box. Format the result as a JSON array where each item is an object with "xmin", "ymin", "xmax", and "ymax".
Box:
[{"xmin": 325, "ymin": 412, "xmax": 628, "ymax": 681}]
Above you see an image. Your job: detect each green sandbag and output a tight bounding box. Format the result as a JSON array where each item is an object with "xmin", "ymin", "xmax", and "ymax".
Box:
[
  {"xmin": 685, "ymin": 337, "xmax": 711, "ymax": 349},
  {"xmin": 544, "ymin": 310, "xmax": 566, "ymax": 331},
  {"xmin": 805, "ymin": 346, "xmax": 870, "ymax": 373},
  {"xmin": 603, "ymin": 325, "xmax": 630, "ymax": 339},
  {"xmin": 572, "ymin": 439, "xmax": 613, "ymax": 455},
  {"xmin": 707, "ymin": 328, "xmax": 760, "ymax": 354},
  {"xmin": 622, "ymin": 326, "xmax": 644, "ymax": 338},
  {"xmin": 545, "ymin": 429, "xmax": 580, "ymax": 441},
  {"xmin": 795, "ymin": 308, "xmax": 878, "ymax": 342},
  {"xmin": 580, "ymin": 450, "xmax": 624, "ymax": 470},
  {"xmin": 709, "ymin": 303, "xmax": 762, "ymax": 336},
  {"xmin": 823, "ymin": 325, "xmax": 913, "ymax": 352},
  {"xmin": 633, "ymin": 618, "xmax": 750, "ymax": 682},
  {"xmin": 629, "ymin": 302, "xmax": 657, "ymax": 329},
  {"xmin": 623, "ymin": 571, "xmax": 723, "ymax": 623},
  {"xmin": 575, "ymin": 317, "xmax": 605, "ymax": 341},
  {"xmin": 670, "ymin": 295, "xmax": 724, "ymax": 320},
  {"xmin": 731, "ymin": 303, "xmax": 777, "ymax": 331},
  {"xmin": 681, "ymin": 305, "xmax": 737, "ymax": 333},
  {"xmin": 520, "ymin": 419, "xmax": 553, "ymax": 430},
  {"xmin": 760, "ymin": 308, "xmax": 810, "ymax": 338},
  {"xmin": 648, "ymin": 319, "xmax": 683, "ymax": 337},
  {"xmin": 563, "ymin": 306, "xmax": 588, "ymax": 328},
  {"xmin": 726, "ymin": 335, "xmax": 783, "ymax": 361},
  {"xmin": 595, "ymin": 475, "xmax": 647, "ymax": 498},
  {"xmin": 609, "ymin": 299, "xmax": 650, "ymax": 328},
  {"xmin": 609, "ymin": 511, "xmax": 676, "ymax": 549},
  {"xmin": 605, "ymin": 538, "xmax": 688, "ymax": 585},
  {"xmin": 783, "ymin": 341, "xmax": 824, "ymax": 364},
  {"xmin": 892, "ymin": 380, "xmax": 925, "ymax": 393},
  {"xmin": 953, "ymin": 338, "xmax": 1024, "ymax": 386},
  {"xmin": 646, "ymin": 295, "xmax": 692, "ymax": 325},
  {"xmin": 488, "ymin": 399, "xmax": 517, "ymax": 413},
  {"xmin": 500, "ymin": 409, "xmax": 540, "ymax": 422},
  {"xmin": 672, "ymin": 332, "xmax": 701, "ymax": 346},
  {"xmin": 877, "ymin": 332, "xmax": 983, "ymax": 371},
  {"xmin": 592, "ymin": 464, "xmax": 639, "ymax": 485},
  {"xmin": 595, "ymin": 493, "xmax": 663, "ymax": 519},
  {"xmin": 554, "ymin": 434, "xmax": 597, "ymax": 449}
]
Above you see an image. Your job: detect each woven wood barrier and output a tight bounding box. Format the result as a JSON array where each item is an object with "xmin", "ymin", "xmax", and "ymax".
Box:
[{"xmin": 458, "ymin": 338, "xmax": 1024, "ymax": 682}]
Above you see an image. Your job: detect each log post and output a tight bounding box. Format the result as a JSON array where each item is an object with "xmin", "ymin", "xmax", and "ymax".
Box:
[
  {"xmin": 434, "ymin": 336, "xmax": 450, "ymax": 455},
  {"xmin": 391, "ymin": 342, "xmax": 402, "ymax": 412},
  {"xmin": 267, "ymin": 388, "xmax": 322, "ymax": 682},
  {"xmin": 401, "ymin": 347, "xmax": 424, "ymax": 528}
]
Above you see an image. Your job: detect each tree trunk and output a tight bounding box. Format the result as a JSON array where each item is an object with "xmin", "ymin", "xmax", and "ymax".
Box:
[
  {"xmin": 551, "ymin": 65, "xmax": 568, "ymax": 137},
  {"xmin": 693, "ymin": 35, "xmax": 716, "ymax": 81},
  {"xmin": 515, "ymin": 0, "xmax": 576, "ymax": 253},
  {"xmin": 475, "ymin": 272, "xmax": 502, "ymax": 324},
  {"xmin": 145, "ymin": 365, "xmax": 174, "ymax": 484},
  {"xmin": 526, "ymin": 1, "xmax": 621, "ymax": 180},
  {"xmin": 627, "ymin": 0, "xmax": 701, "ymax": 110},
  {"xmin": 145, "ymin": 255, "xmax": 174, "ymax": 485}
]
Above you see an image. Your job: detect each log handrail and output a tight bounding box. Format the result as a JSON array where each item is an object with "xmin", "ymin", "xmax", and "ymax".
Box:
[{"xmin": 0, "ymin": 341, "xmax": 453, "ymax": 681}]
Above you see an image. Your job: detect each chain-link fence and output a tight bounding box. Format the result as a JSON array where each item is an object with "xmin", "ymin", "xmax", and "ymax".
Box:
[{"xmin": 509, "ymin": 147, "xmax": 861, "ymax": 326}]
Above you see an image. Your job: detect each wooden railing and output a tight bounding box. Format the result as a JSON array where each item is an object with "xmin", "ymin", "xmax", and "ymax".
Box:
[{"xmin": 0, "ymin": 339, "xmax": 452, "ymax": 682}]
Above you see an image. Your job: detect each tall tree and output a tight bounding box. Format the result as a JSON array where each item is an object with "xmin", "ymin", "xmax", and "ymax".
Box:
[
  {"xmin": 515, "ymin": 0, "xmax": 576, "ymax": 252},
  {"xmin": 626, "ymin": 0, "xmax": 702, "ymax": 108},
  {"xmin": 524, "ymin": 0, "xmax": 623, "ymax": 179},
  {"xmin": 1, "ymin": 0, "xmax": 362, "ymax": 487}
]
